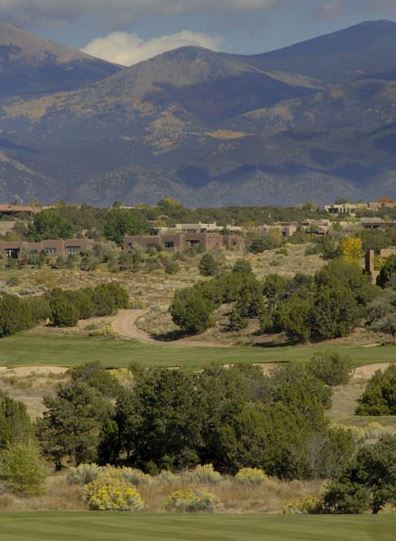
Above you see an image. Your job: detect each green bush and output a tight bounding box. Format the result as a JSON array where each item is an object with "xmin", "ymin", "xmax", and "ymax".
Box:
[
  {"xmin": 0, "ymin": 441, "xmax": 46, "ymax": 496},
  {"xmin": 50, "ymin": 296, "xmax": 79, "ymax": 327},
  {"xmin": 199, "ymin": 253, "xmax": 219, "ymax": 277},
  {"xmin": 85, "ymin": 478, "xmax": 144, "ymax": 511},
  {"xmin": 165, "ymin": 489, "xmax": 219, "ymax": 513},
  {"xmin": 170, "ymin": 287, "xmax": 214, "ymax": 335},
  {"xmin": 235, "ymin": 467, "xmax": 266, "ymax": 485},
  {"xmin": 356, "ymin": 365, "xmax": 396, "ymax": 415},
  {"xmin": 307, "ymin": 352, "xmax": 352, "ymax": 387}
]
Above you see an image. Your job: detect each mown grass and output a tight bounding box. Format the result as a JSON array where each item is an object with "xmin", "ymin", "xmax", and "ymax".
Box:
[
  {"xmin": 0, "ymin": 334, "xmax": 396, "ymax": 370},
  {"xmin": 0, "ymin": 513, "xmax": 394, "ymax": 541}
]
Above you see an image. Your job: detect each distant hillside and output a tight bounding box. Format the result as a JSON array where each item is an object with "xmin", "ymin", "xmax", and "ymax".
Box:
[
  {"xmin": 0, "ymin": 20, "xmax": 396, "ymax": 206},
  {"xmin": 0, "ymin": 22, "xmax": 120, "ymax": 96},
  {"xmin": 242, "ymin": 20, "xmax": 396, "ymax": 83}
]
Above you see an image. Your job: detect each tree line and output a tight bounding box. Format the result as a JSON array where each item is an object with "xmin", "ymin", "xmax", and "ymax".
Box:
[{"xmin": 0, "ymin": 282, "xmax": 129, "ymax": 337}]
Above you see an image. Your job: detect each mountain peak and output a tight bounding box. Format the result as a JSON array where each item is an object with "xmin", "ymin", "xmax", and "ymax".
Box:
[{"xmin": 0, "ymin": 20, "xmax": 120, "ymax": 96}]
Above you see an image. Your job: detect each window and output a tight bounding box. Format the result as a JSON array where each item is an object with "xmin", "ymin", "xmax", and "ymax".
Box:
[
  {"xmin": 66, "ymin": 246, "xmax": 82, "ymax": 255},
  {"xmin": 45, "ymin": 247, "xmax": 57, "ymax": 255},
  {"xmin": 164, "ymin": 241, "xmax": 175, "ymax": 249}
]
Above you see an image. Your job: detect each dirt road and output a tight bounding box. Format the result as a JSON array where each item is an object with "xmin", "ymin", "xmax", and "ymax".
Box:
[{"xmin": 112, "ymin": 310, "xmax": 227, "ymax": 348}]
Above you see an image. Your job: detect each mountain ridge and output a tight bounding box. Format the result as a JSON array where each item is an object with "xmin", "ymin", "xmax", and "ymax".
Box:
[{"xmin": 0, "ymin": 20, "xmax": 396, "ymax": 206}]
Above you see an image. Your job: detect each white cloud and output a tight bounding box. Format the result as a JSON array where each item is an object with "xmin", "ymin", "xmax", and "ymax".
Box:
[
  {"xmin": 82, "ymin": 30, "xmax": 221, "ymax": 66},
  {"xmin": 0, "ymin": 0, "xmax": 279, "ymax": 27}
]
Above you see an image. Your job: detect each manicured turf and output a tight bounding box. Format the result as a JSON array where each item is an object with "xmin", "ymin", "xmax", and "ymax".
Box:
[
  {"xmin": 0, "ymin": 513, "xmax": 394, "ymax": 541},
  {"xmin": 0, "ymin": 334, "xmax": 396, "ymax": 369}
]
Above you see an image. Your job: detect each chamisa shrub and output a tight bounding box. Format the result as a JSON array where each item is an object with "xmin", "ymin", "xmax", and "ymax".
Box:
[
  {"xmin": 85, "ymin": 477, "xmax": 144, "ymax": 511},
  {"xmin": 67, "ymin": 463, "xmax": 101, "ymax": 485},
  {"xmin": 235, "ymin": 468, "xmax": 267, "ymax": 485},
  {"xmin": 190, "ymin": 464, "xmax": 221, "ymax": 484},
  {"xmin": 282, "ymin": 495, "xmax": 322, "ymax": 515},
  {"xmin": 165, "ymin": 489, "xmax": 219, "ymax": 513}
]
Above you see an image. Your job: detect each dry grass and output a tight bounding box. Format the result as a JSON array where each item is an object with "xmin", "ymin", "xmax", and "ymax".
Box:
[{"xmin": 0, "ymin": 471, "xmax": 323, "ymax": 514}]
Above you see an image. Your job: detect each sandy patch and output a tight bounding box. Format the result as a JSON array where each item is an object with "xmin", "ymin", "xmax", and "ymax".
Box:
[
  {"xmin": 352, "ymin": 363, "xmax": 390, "ymax": 381},
  {"xmin": 3, "ymin": 366, "xmax": 69, "ymax": 377}
]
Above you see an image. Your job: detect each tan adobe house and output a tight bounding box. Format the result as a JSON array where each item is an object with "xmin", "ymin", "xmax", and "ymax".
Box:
[
  {"xmin": 365, "ymin": 247, "xmax": 396, "ymax": 284},
  {"xmin": 123, "ymin": 232, "xmax": 245, "ymax": 253},
  {"xmin": 0, "ymin": 239, "xmax": 95, "ymax": 259}
]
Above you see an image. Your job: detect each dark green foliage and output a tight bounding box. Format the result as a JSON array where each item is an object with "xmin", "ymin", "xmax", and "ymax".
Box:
[
  {"xmin": 110, "ymin": 365, "xmax": 353, "ymax": 480},
  {"xmin": 377, "ymin": 254, "xmax": 396, "ymax": 288},
  {"xmin": 323, "ymin": 481, "xmax": 371, "ymax": 514},
  {"xmin": 48, "ymin": 283, "xmax": 129, "ymax": 327},
  {"xmin": 366, "ymin": 291, "xmax": 396, "ymax": 335},
  {"xmin": 28, "ymin": 211, "xmax": 72, "ymax": 241},
  {"xmin": 169, "ymin": 287, "xmax": 214, "ymax": 335},
  {"xmin": 233, "ymin": 260, "xmax": 252, "ymax": 274},
  {"xmin": 323, "ymin": 436, "xmax": 396, "ymax": 514},
  {"xmin": 0, "ymin": 394, "xmax": 32, "ymax": 450},
  {"xmin": 115, "ymin": 370, "xmax": 203, "ymax": 471},
  {"xmin": 49, "ymin": 294, "xmax": 80, "ymax": 328},
  {"xmin": 199, "ymin": 253, "xmax": 219, "ymax": 277},
  {"xmin": 69, "ymin": 362, "xmax": 122, "ymax": 398},
  {"xmin": 315, "ymin": 260, "xmax": 378, "ymax": 307},
  {"xmin": 104, "ymin": 208, "xmax": 145, "ymax": 245},
  {"xmin": 356, "ymin": 364, "xmax": 396, "ymax": 416},
  {"xmin": 277, "ymin": 293, "xmax": 314, "ymax": 342},
  {"xmin": 249, "ymin": 234, "xmax": 282, "ymax": 254},
  {"xmin": 38, "ymin": 382, "xmax": 112, "ymax": 469},
  {"xmin": 229, "ymin": 306, "xmax": 248, "ymax": 331},
  {"xmin": 310, "ymin": 286, "xmax": 360, "ymax": 340},
  {"xmin": 0, "ymin": 295, "xmax": 35, "ymax": 337},
  {"xmin": 307, "ymin": 352, "xmax": 352, "ymax": 387}
]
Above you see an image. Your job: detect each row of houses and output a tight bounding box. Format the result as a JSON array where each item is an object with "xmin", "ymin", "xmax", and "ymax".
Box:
[
  {"xmin": 0, "ymin": 239, "xmax": 95, "ymax": 259},
  {"xmin": 324, "ymin": 199, "xmax": 396, "ymax": 216}
]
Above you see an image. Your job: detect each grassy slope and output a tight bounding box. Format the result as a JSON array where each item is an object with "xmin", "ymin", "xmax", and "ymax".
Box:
[
  {"xmin": 0, "ymin": 334, "xmax": 396, "ymax": 369},
  {"xmin": 0, "ymin": 513, "xmax": 394, "ymax": 541}
]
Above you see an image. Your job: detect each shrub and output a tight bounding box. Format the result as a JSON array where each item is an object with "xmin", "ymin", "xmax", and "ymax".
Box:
[
  {"xmin": 50, "ymin": 296, "xmax": 79, "ymax": 327},
  {"xmin": 199, "ymin": 253, "xmax": 219, "ymax": 277},
  {"xmin": 165, "ymin": 489, "xmax": 219, "ymax": 513},
  {"xmin": 322, "ymin": 481, "xmax": 371, "ymax": 514},
  {"xmin": 356, "ymin": 365, "xmax": 396, "ymax": 416},
  {"xmin": 170, "ymin": 287, "xmax": 214, "ymax": 335},
  {"xmin": 190, "ymin": 464, "xmax": 221, "ymax": 484},
  {"xmin": 0, "ymin": 441, "xmax": 46, "ymax": 496},
  {"xmin": 282, "ymin": 495, "xmax": 322, "ymax": 514},
  {"xmin": 235, "ymin": 467, "xmax": 266, "ymax": 485},
  {"xmin": 67, "ymin": 463, "xmax": 101, "ymax": 485},
  {"xmin": 85, "ymin": 478, "xmax": 144, "ymax": 511},
  {"xmin": 307, "ymin": 352, "xmax": 352, "ymax": 387},
  {"xmin": 108, "ymin": 466, "xmax": 150, "ymax": 487}
]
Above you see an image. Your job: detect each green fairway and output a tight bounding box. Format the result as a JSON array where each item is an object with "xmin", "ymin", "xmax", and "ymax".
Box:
[
  {"xmin": 0, "ymin": 513, "xmax": 394, "ymax": 541},
  {"xmin": 0, "ymin": 334, "xmax": 395, "ymax": 370}
]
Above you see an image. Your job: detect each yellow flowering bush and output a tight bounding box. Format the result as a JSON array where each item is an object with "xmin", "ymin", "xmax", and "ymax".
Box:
[
  {"xmin": 165, "ymin": 489, "xmax": 219, "ymax": 513},
  {"xmin": 235, "ymin": 468, "xmax": 267, "ymax": 485},
  {"xmin": 85, "ymin": 478, "xmax": 144, "ymax": 511},
  {"xmin": 189, "ymin": 464, "xmax": 221, "ymax": 484},
  {"xmin": 282, "ymin": 495, "xmax": 321, "ymax": 515}
]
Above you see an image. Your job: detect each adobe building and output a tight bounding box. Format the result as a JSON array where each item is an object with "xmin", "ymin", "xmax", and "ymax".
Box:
[
  {"xmin": 365, "ymin": 247, "xmax": 396, "ymax": 284},
  {"xmin": 123, "ymin": 232, "xmax": 245, "ymax": 253},
  {"xmin": 0, "ymin": 239, "xmax": 95, "ymax": 260}
]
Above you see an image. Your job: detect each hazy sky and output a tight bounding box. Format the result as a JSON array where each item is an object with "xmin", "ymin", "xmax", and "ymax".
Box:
[{"xmin": 2, "ymin": 0, "xmax": 396, "ymax": 65}]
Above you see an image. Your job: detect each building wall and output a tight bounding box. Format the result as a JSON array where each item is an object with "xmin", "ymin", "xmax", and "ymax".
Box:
[
  {"xmin": 124, "ymin": 233, "xmax": 245, "ymax": 253},
  {"xmin": 365, "ymin": 247, "xmax": 396, "ymax": 284},
  {"xmin": 0, "ymin": 239, "xmax": 95, "ymax": 259}
]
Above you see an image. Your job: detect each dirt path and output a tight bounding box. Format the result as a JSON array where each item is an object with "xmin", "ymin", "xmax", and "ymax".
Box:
[
  {"xmin": 112, "ymin": 310, "xmax": 227, "ymax": 348},
  {"xmin": 352, "ymin": 363, "xmax": 390, "ymax": 380}
]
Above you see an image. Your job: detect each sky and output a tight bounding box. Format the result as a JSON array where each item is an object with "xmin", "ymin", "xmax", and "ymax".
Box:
[{"xmin": 1, "ymin": 0, "xmax": 396, "ymax": 65}]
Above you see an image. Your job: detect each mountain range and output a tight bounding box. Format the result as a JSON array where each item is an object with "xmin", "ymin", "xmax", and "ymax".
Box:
[{"xmin": 0, "ymin": 20, "xmax": 396, "ymax": 206}]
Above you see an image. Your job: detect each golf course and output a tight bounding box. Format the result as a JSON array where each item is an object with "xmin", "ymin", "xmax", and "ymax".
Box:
[
  {"xmin": 0, "ymin": 334, "xmax": 396, "ymax": 370},
  {"xmin": 0, "ymin": 513, "xmax": 394, "ymax": 541}
]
